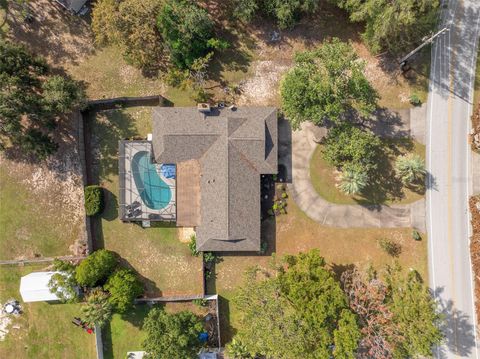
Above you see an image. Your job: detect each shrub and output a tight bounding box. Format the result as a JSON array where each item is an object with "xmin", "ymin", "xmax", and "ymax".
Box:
[
  {"xmin": 395, "ymin": 154, "xmax": 426, "ymax": 185},
  {"xmin": 104, "ymin": 269, "xmax": 143, "ymax": 313},
  {"xmin": 412, "ymin": 230, "xmax": 422, "ymax": 241},
  {"xmin": 188, "ymin": 235, "xmax": 199, "ymax": 257},
  {"xmin": 409, "ymin": 93, "xmax": 422, "ymax": 106},
  {"xmin": 203, "ymin": 252, "xmax": 217, "ymax": 264},
  {"xmin": 75, "ymin": 249, "xmax": 118, "ymax": 288},
  {"xmin": 338, "ymin": 163, "xmax": 368, "ymax": 195},
  {"xmin": 84, "ymin": 185, "xmax": 104, "ymax": 216},
  {"xmin": 378, "ymin": 238, "xmax": 402, "ymax": 257}
]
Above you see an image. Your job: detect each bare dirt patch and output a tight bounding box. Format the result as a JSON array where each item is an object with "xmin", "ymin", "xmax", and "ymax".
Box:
[
  {"xmin": 469, "ymin": 196, "xmax": 480, "ymax": 326},
  {"xmin": 5, "ymin": 0, "xmax": 94, "ymax": 68}
]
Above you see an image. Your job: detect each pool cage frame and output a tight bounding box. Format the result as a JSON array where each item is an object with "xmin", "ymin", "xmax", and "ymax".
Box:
[{"xmin": 118, "ymin": 140, "xmax": 176, "ymax": 222}]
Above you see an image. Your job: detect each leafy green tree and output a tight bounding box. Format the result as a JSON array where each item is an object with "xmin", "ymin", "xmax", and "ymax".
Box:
[
  {"xmin": 333, "ymin": 310, "xmax": 362, "ymax": 359},
  {"xmin": 0, "ymin": 41, "xmax": 85, "ymax": 157},
  {"xmin": 157, "ymin": 0, "xmax": 221, "ymax": 69},
  {"xmin": 333, "ymin": 0, "xmax": 439, "ymax": 54},
  {"xmin": 395, "ymin": 154, "xmax": 426, "ymax": 185},
  {"xmin": 234, "ymin": 0, "xmax": 320, "ymax": 29},
  {"xmin": 281, "ymin": 38, "xmax": 378, "ymax": 129},
  {"xmin": 142, "ymin": 308, "xmax": 203, "ymax": 359},
  {"xmin": 48, "ymin": 259, "xmax": 78, "ymax": 303},
  {"xmin": 75, "ymin": 249, "xmax": 118, "ymax": 288},
  {"xmin": 385, "ymin": 263, "xmax": 443, "ymax": 358},
  {"xmin": 104, "ymin": 269, "xmax": 143, "ymax": 313},
  {"xmin": 92, "ymin": 0, "xmax": 164, "ymax": 73},
  {"xmin": 41, "ymin": 75, "xmax": 85, "ymax": 114},
  {"xmin": 232, "ymin": 250, "xmax": 360, "ymax": 358},
  {"xmin": 84, "ymin": 185, "xmax": 104, "ymax": 216},
  {"xmin": 322, "ymin": 124, "xmax": 382, "ymax": 173},
  {"xmin": 338, "ymin": 163, "xmax": 368, "ymax": 195},
  {"xmin": 81, "ymin": 288, "xmax": 113, "ymax": 328}
]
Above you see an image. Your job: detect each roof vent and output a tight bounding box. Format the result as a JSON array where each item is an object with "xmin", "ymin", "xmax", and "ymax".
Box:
[{"xmin": 197, "ymin": 103, "xmax": 211, "ymax": 113}]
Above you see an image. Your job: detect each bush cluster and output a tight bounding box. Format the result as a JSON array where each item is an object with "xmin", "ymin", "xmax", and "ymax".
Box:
[{"xmin": 84, "ymin": 185, "xmax": 104, "ymax": 216}]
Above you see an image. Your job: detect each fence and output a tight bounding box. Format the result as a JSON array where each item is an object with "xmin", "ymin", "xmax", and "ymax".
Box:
[{"xmin": 84, "ymin": 95, "xmax": 172, "ymax": 112}]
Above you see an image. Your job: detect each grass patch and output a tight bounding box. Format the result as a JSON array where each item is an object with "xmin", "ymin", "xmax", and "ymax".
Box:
[
  {"xmin": 214, "ymin": 195, "xmax": 428, "ymax": 343},
  {"xmin": 474, "ymin": 48, "xmax": 480, "ymax": 106},
  {"xmin": 90, "ymin": 108, "xmax": 203, "ymax": 297},
  {"xmin": 310, "ymin": 139, "xmax": 425, "ymax": 205},
  {"xmin": 0, "ymin": 265, "xmax": 96, "ymax": 359},
  {"xmin": 0, "ymin": 168, "xmax": 81, "ymax": 259}
]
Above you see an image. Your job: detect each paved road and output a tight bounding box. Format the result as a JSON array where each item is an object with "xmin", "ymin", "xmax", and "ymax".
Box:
[{"xmin": 426, "ymin": 0, "xmax": 480, "ymax": 357}]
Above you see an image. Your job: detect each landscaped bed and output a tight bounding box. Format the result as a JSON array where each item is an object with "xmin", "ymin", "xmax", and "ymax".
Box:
[
  {"xmin": 90, "ymin": 108, "xmax": 203, "ymax": 297},
  {"xmin": 310, "ymin": 139, "xmax": 426, "ymax": 205},
  {"xmin": 0, "ymin": 265, "xmax": 96, "ymax": 359}
]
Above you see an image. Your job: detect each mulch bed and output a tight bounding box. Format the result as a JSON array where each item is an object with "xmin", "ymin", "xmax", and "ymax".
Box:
[{"xmin": 469, "ymin": 195, "xmax": 480, "ymax": 325}]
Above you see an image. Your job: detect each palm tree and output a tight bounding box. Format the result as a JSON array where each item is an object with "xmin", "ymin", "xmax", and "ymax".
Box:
[
  {"xmin": 81, "ymin": 288, "xmax": 112, "ymax": 328},
  {"xmin": 338, "ymin": 167, "xmax": 368, "ymax": 195},
  {"xmin": 395, "ymin": 154, "xmax": 426, "ymax": 185}
]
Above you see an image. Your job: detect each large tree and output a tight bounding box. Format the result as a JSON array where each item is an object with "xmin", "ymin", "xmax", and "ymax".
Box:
[
  {"xmin": 322, "ymin": 124, "xmax": 382, "ymax": 174},
  {"xmin": 0, "ymin": 41, "xmax": 85, "ymax": 158},
  {"xmin": 142, "ymin": 308, "xmax": 203, "ymax": 359},
  {"xmin": 385, "ymin": 263, "xmax": 443, "ymax": 358},
  {"xmin": 157, "ymin": 0, "xmax": 216, "ymax": 70},
  {"xmin": 75, "ymin": 249, "xmax": 118, "ymax": 288},
  {"xmin": 333, "ymin": 0, "xmax": 439, "ymax": 55},
  {"xmin": 233, "ymin": 0, "xmax": 320, "ymax": 29},
  {"xmin": 342, "ymin": 265, "xmax": 443, "ymax": 358},
  {"xmin": 281, "ymin": 38, "xmax": 378, "ymax": 129},
  {"xmin": 232, "ymin": 250, "xmax": 361, "ymax": 358},
  {"xmin": 91, "ymin": 0, "xmax": 164, "ymax": 73},
  {"xmin": 104, "ymin": 268, "xmax": 143, "ymax": 313},
  {"xmin": 81, "ymin": 288, "xmax": 113, "ymax": 328}
]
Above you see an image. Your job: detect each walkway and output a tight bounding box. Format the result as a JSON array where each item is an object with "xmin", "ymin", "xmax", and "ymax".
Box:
[{"xmin": 288, "ymin": 121, "xmax": 426, "ymax": 230}]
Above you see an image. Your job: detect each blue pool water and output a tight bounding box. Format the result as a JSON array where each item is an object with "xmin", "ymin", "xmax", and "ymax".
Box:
[{"xmin": 131, "ymin": 151, "xmax": 173, "ymax": 210}]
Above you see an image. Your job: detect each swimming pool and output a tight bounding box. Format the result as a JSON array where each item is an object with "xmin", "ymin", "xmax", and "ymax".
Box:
[{"xmin": 131, "ymin": 151, "xmax": 173, "ymax": 210}]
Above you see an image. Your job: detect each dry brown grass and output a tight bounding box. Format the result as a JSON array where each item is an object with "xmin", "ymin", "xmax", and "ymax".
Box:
[{"xmin": 469, "ymin": 196, "xmax": 480, "ymax": 327}]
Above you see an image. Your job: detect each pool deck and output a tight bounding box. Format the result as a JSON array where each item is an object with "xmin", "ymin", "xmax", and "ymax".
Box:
[{"xmin": 119, "ymin": 140, "xmax": 176, "ymax": 222}]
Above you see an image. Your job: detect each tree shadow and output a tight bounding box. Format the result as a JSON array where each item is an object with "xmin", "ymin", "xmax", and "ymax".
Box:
[
  {"xmin": 113, "ymin": 253, "xmax": 163, "ymax": 298},
  {"xmin": 101, "ymin": 188, "xmax": 119, "ymax": 221},
  {"xmin": 86, "ymin": 109, "xmax": 139, "ymax": 183},
  {"xmin": 352, "ymin": 137, "xmax": 424, "ymax": 205},
  {"xmin": 218, "ymin": 295, "xmax": 237, "ymax": 345},
  {"xmin": 432, "ymin": 286, "xmax": 477, "ymax": 358},
  {"xmin": 330, "ymin": 263, "xmax": 355, "ymax": 282}
]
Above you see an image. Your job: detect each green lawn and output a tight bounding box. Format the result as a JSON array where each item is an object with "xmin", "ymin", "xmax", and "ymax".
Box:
[
  {"xmin": 310, "ymin": 139, "xmax": 426, "ymax": 205},
  {"xmin": 0, "ymin": 265, "xmax": 96, "ymax": 359},
  {"xmin": 0, "ymin": 166, "xmax": 81, "ymax": 260},
  {"xmin": 103, "ymin": 302, "xmax": 209, "ymax": 359},
  {"xmin": 90, "ymin": 108, "xmax": 203, "ymax": 297}
]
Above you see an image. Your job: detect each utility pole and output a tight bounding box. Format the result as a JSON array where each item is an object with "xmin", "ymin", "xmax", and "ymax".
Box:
[{"xmin": 399, "ymin": 27, "xmax": 449, "ymax": 71}]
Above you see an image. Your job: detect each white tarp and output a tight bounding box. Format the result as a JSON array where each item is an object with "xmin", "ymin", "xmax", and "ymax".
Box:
[{"xmin": 19, "ymin": 272, "xmax": 61, "ymax": 302}]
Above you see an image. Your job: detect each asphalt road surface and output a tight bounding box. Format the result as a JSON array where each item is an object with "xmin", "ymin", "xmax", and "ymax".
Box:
[{"xmin": 426, "ymin": 0, "xmax": 480, "ymax": 358}]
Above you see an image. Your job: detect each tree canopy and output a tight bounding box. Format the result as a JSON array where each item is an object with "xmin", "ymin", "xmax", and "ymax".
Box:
[
  {"xmin": 157, "ymin": 0, "xmax": 216, "ymax": 69},
  {"xmin": 81, "ymin": 288, "xmax": 113, "ymax": 328},
  {"xmin": 322, "ymin": 124, "xmax": 382, "ymax": 174},
  {"xmin": 0, "ymin": 41, "xmax": 85, "ymax": 158},
  {"xmin": 142, "ymin": 308, "xmax": 203, "ymax": 359},
  {"xmin": 104, "ymin": 268, "xmax": 143, "ymax": 313},
  {"xmin": 333, "ymin": 0, "xmax": 439, "ymax": 55},
  {"xmin": 233, "ymin": 0, "xmax": 320, "ymax": 29},
  {"xmin": 75, "ymin": 249, "xmax": 118, "ymax": 288},
  {"xmin": 232, "ymin": 250, "xmax": 360, "ymax": 358},
  {"xmin": 280, "ymin": 38, "xmax": 378, "ymax": 129}
]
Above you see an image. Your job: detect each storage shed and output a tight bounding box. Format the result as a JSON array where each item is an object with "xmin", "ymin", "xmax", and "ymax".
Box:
[{"xmin": 19, "ymin": 272, "xmax": 62, "ymax": 302}]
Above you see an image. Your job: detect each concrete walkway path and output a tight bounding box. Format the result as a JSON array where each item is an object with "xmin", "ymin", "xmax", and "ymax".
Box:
[{"xmin": 288, "ymin": 121, "xmax": 426, "ymax": 231}]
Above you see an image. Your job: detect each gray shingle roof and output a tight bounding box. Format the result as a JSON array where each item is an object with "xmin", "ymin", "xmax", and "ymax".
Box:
[{"xmin": 152, "ymin": 106, "xmax": 278, "ymax": 251}]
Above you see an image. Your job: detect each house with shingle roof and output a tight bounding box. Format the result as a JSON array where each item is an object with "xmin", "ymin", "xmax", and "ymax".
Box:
[
  {"xmin": 119, "ymin": 105, "xmax": 277, "ymax": 252},
  {"xmin": 151, "ymin": 106, "xmax": 278, "ymax": 252}
]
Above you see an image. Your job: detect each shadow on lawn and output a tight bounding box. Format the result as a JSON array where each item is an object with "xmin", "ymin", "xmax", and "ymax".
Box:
[{"xmin": 352, "ymin": 137, "xmax": 426, "ymax": 206}]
